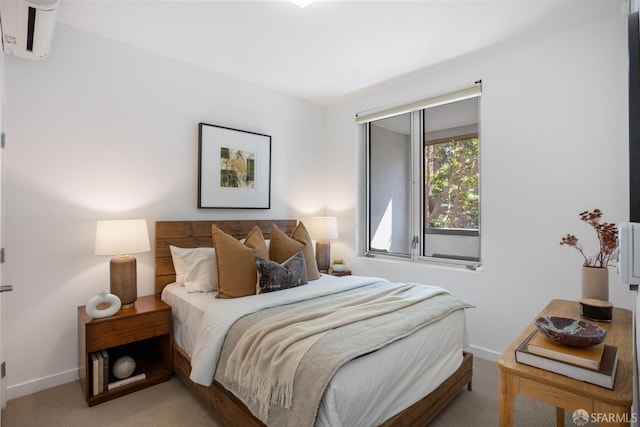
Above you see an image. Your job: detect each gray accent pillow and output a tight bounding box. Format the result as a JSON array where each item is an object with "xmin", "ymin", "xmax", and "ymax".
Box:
[{"xmin": 256, "ymin": 252, "xmax": 308, "ymax": 294}]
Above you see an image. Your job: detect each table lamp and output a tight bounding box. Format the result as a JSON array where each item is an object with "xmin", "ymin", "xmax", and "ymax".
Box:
[
  {"xmin": 308, "ymin": 216, "xmax": 338, "ymax": 273},
  {"xmin": 94, "ymin": 219, "xmax": 151, "ymax": 309}
]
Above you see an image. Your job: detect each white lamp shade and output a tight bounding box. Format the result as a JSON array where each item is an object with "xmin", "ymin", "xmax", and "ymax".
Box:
[
  {"xmin": 95, "ymin": 219, "xmax": 151, "ymax": 256},
  {"xmin": 308, "ymin": 216, "xmax": 338, "ymax": 241}
]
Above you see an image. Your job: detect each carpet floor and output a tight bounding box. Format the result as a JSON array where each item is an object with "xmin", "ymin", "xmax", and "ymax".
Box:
[{"xmin": 2, "ymin": 356, "xmax": 596, "ymax": 426}]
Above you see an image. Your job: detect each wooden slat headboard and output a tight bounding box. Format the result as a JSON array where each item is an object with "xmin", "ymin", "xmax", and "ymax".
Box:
[{"xmin": 154, "ymin": 219, "xmax": 298, "ymax": 295}]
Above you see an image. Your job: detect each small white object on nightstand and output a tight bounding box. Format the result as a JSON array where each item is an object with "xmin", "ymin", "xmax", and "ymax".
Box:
[
  {"xmin": 331, "ymin": 263, "xmax": 346, "ymax": 272},
  {"xmin": 85, "ymin": 290, "xmax": 121, "ymax": 318}
]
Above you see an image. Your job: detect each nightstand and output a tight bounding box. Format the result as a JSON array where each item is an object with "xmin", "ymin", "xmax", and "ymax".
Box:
[
  {"xmin": 497, "ymin": 299, "xmax": 632, "ymax": 426},
  {"xmin": 329, "ymin": 269, "xmax": 351, "ymax": 277},
  {"xmin": 78, "ymin": 295, "xmax": 172, "ymax": 406}
]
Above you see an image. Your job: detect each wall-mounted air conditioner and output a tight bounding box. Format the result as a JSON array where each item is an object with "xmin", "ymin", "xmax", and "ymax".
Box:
[
  {"xmin": 618, "ymin": 222, "xmax": 640, "ymax": 285},
  {"xmin": 0, "ymin": 0, "xmax": 58, "ymax": 60}
]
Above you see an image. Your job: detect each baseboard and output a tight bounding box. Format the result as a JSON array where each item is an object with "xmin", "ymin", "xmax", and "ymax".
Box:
[
  {"xmin": 464, "ymin": 344, "xmax": 500, "ymax": 363},
  {"xmin": 6, "ymin": 367, "xmax": 78, "ymax": 401}
]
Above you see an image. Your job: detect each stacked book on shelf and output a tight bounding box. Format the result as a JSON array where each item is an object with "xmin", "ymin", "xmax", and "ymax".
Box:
[
  {"xmin": 89, "ymin": 351, "xmax": 146, "ymax": 396},
  {"xmin": 89, "ymin": 350, "xmax": 109, "ymax": 396},
  {"xmin": 515, "ymin": 330, "xmax": 618, "ymax": 389},
  {"xmin": 107, "ymin": 372, "xmax": 147, "ymax": 391}
]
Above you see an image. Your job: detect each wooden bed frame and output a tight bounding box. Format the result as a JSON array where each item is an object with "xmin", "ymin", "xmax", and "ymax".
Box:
[{"xmin": 154, "ymin": 219, "xmax": 473, "ymax": 426}]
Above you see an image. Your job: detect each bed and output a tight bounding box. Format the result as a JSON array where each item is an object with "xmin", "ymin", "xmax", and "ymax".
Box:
[{"xmin": 154, "ymin": 219, "xmax": 473, "ymax": 427}]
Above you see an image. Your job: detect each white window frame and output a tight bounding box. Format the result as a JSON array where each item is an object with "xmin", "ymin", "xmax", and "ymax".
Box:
[{"xmin": 358, "ymin": 82, "xmax": 482, "ymax": 269}]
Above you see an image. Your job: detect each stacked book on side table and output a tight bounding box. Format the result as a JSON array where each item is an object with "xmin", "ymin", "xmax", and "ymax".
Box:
[{"xmin": 515, "ymin": 331, "xmax": 618, "ymax": 389}]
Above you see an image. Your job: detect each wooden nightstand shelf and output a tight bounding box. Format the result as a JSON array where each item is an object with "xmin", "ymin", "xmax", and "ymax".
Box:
[
  {"xmin": 329, "ymin": 269, "xmax": 352, "ymax": 277},
  {"xmin": 78, "ymin": 295, "xmax": 172, "ymax": 406}
]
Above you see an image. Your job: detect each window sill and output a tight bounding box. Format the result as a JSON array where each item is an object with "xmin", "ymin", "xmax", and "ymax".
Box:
[{"xmin": 362, "ymin": 252, "xmax": 482, "ymax": 272}]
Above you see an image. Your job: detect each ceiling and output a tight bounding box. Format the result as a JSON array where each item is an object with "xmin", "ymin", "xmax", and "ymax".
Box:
[{"xmin": 56, "ymin": 0, "xmax": 623, "ymax": 106}]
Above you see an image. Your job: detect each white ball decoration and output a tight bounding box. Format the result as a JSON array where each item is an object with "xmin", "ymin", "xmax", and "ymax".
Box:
[{"xmin": 112, "ymin": 356, "xmax": 136, "ymax": 379}]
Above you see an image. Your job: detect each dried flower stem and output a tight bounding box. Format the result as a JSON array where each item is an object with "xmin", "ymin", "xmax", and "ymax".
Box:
[{"xmin": 560, "ymin": 209, "xmax": 618, "ymax": 268}]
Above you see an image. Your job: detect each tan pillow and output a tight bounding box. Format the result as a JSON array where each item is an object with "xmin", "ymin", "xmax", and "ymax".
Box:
[
  {"xmin": 269, "ymin": 224, "xmax": 305, "ymax": 263},
  {"xmin": 269, "ymin": 222, "xmax": 320, "ymax": 281},
  {"xmin": 212, "ymin": 225, "xmax": 268, "ymax": 299},
  {"xmin": 291, "ymin": 221, "xmax": 321, "ymax": 280},
  {"xmin": 244, "ymin": 227, "xmax": 269, "ymax": 259}
]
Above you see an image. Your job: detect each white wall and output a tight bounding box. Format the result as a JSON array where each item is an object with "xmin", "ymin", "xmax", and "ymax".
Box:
[
  {"xmin": 325, "ymin": 12, "xmax": 630, "ymax": 360},
  {"xmin": 0, "ymin": 10, "xmax": 630, "ymax": 399},
  {"xmin": 2, "ymin": 24, "xmax": 327, "ymax": 398}
]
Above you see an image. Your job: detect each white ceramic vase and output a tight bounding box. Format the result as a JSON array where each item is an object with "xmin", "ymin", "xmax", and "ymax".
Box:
[
  {"xmin": 85, "ymin": 290, "xmax": 121, "ymax": 318},
  {"xmin": 581, "ymin": 266, "xmax": 609, "ymax": 301}
]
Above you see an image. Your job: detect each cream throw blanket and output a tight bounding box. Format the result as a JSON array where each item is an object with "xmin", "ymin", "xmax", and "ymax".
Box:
[{"xmin": 223, "ymin": 282, "xmax": 448, "ymax": 420}]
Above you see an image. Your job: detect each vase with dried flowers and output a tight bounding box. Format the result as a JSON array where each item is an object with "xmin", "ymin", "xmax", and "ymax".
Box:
[{"xmin": 560, "ymin": 209, "xmax": 618, "ymax": 301}]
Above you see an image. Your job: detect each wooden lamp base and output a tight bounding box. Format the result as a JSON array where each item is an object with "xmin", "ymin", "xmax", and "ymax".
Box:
[
  {"xmin": 315, "ymin": 240, "xmax": 331, "ymax": 273},
  {"xmin": 110, "ymin": 255, "xmax": 137, "ymax": 309}
]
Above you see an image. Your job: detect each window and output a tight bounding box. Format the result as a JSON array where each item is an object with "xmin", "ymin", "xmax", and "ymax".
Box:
[{"xmin": 359, "ymin": 83, "xmax": 481, "ymax": 266}]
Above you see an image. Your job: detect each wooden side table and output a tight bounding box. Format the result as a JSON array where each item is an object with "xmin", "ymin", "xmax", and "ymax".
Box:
[
  {"xmin": 497, "ymin": 299, "xmax": 632, "ymax": 426},
  {"xmin": 78, "ymin": 295, "xmax": 173, "ymax": 406}
]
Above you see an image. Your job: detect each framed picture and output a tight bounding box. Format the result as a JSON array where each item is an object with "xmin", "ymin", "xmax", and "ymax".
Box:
[{"xmin": 198, "ymin": 123, "xmax": 271, "ymax": 209}]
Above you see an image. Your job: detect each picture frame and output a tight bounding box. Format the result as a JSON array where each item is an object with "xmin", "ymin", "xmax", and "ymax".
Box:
[{"xmin": 198, "ymin": 123, "xmax": 271, "ymax": 209}]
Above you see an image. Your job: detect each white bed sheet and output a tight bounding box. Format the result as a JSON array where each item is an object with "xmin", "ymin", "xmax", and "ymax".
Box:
[
  {"xmin": 161, "ymin": 283, "xmax": 211, "ymax": 356},
  {"xmin": 162, "ymin": 275, "xmax": 468, "ymax": 427}
]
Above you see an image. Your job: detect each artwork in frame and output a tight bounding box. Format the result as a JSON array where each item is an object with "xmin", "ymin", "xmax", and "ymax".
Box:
[{"xmin": 198, "ymin": 123, "xmax": 271, "ymax": 209}]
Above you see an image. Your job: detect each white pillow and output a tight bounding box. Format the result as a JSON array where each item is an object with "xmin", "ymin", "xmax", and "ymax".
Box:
[{"xmin": 169, "ymin": 246, "xmax": 217, "ymax": 293}]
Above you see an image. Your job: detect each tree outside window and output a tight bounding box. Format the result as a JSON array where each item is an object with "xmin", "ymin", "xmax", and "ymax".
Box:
[{"xmin": 424, "ymin": 136, "xmax": 479, "ymax": 230}]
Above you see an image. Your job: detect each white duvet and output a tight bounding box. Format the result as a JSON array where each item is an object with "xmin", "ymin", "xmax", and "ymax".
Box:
[{"xmin": 162, "ymin": 274, "xmax": 468, "ymax": 426}]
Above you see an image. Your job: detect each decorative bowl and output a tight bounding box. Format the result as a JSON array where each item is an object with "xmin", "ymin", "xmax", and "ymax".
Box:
[{"xmin": 534, "ymin": 316, "xmax": 607, "ymax": 347}]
